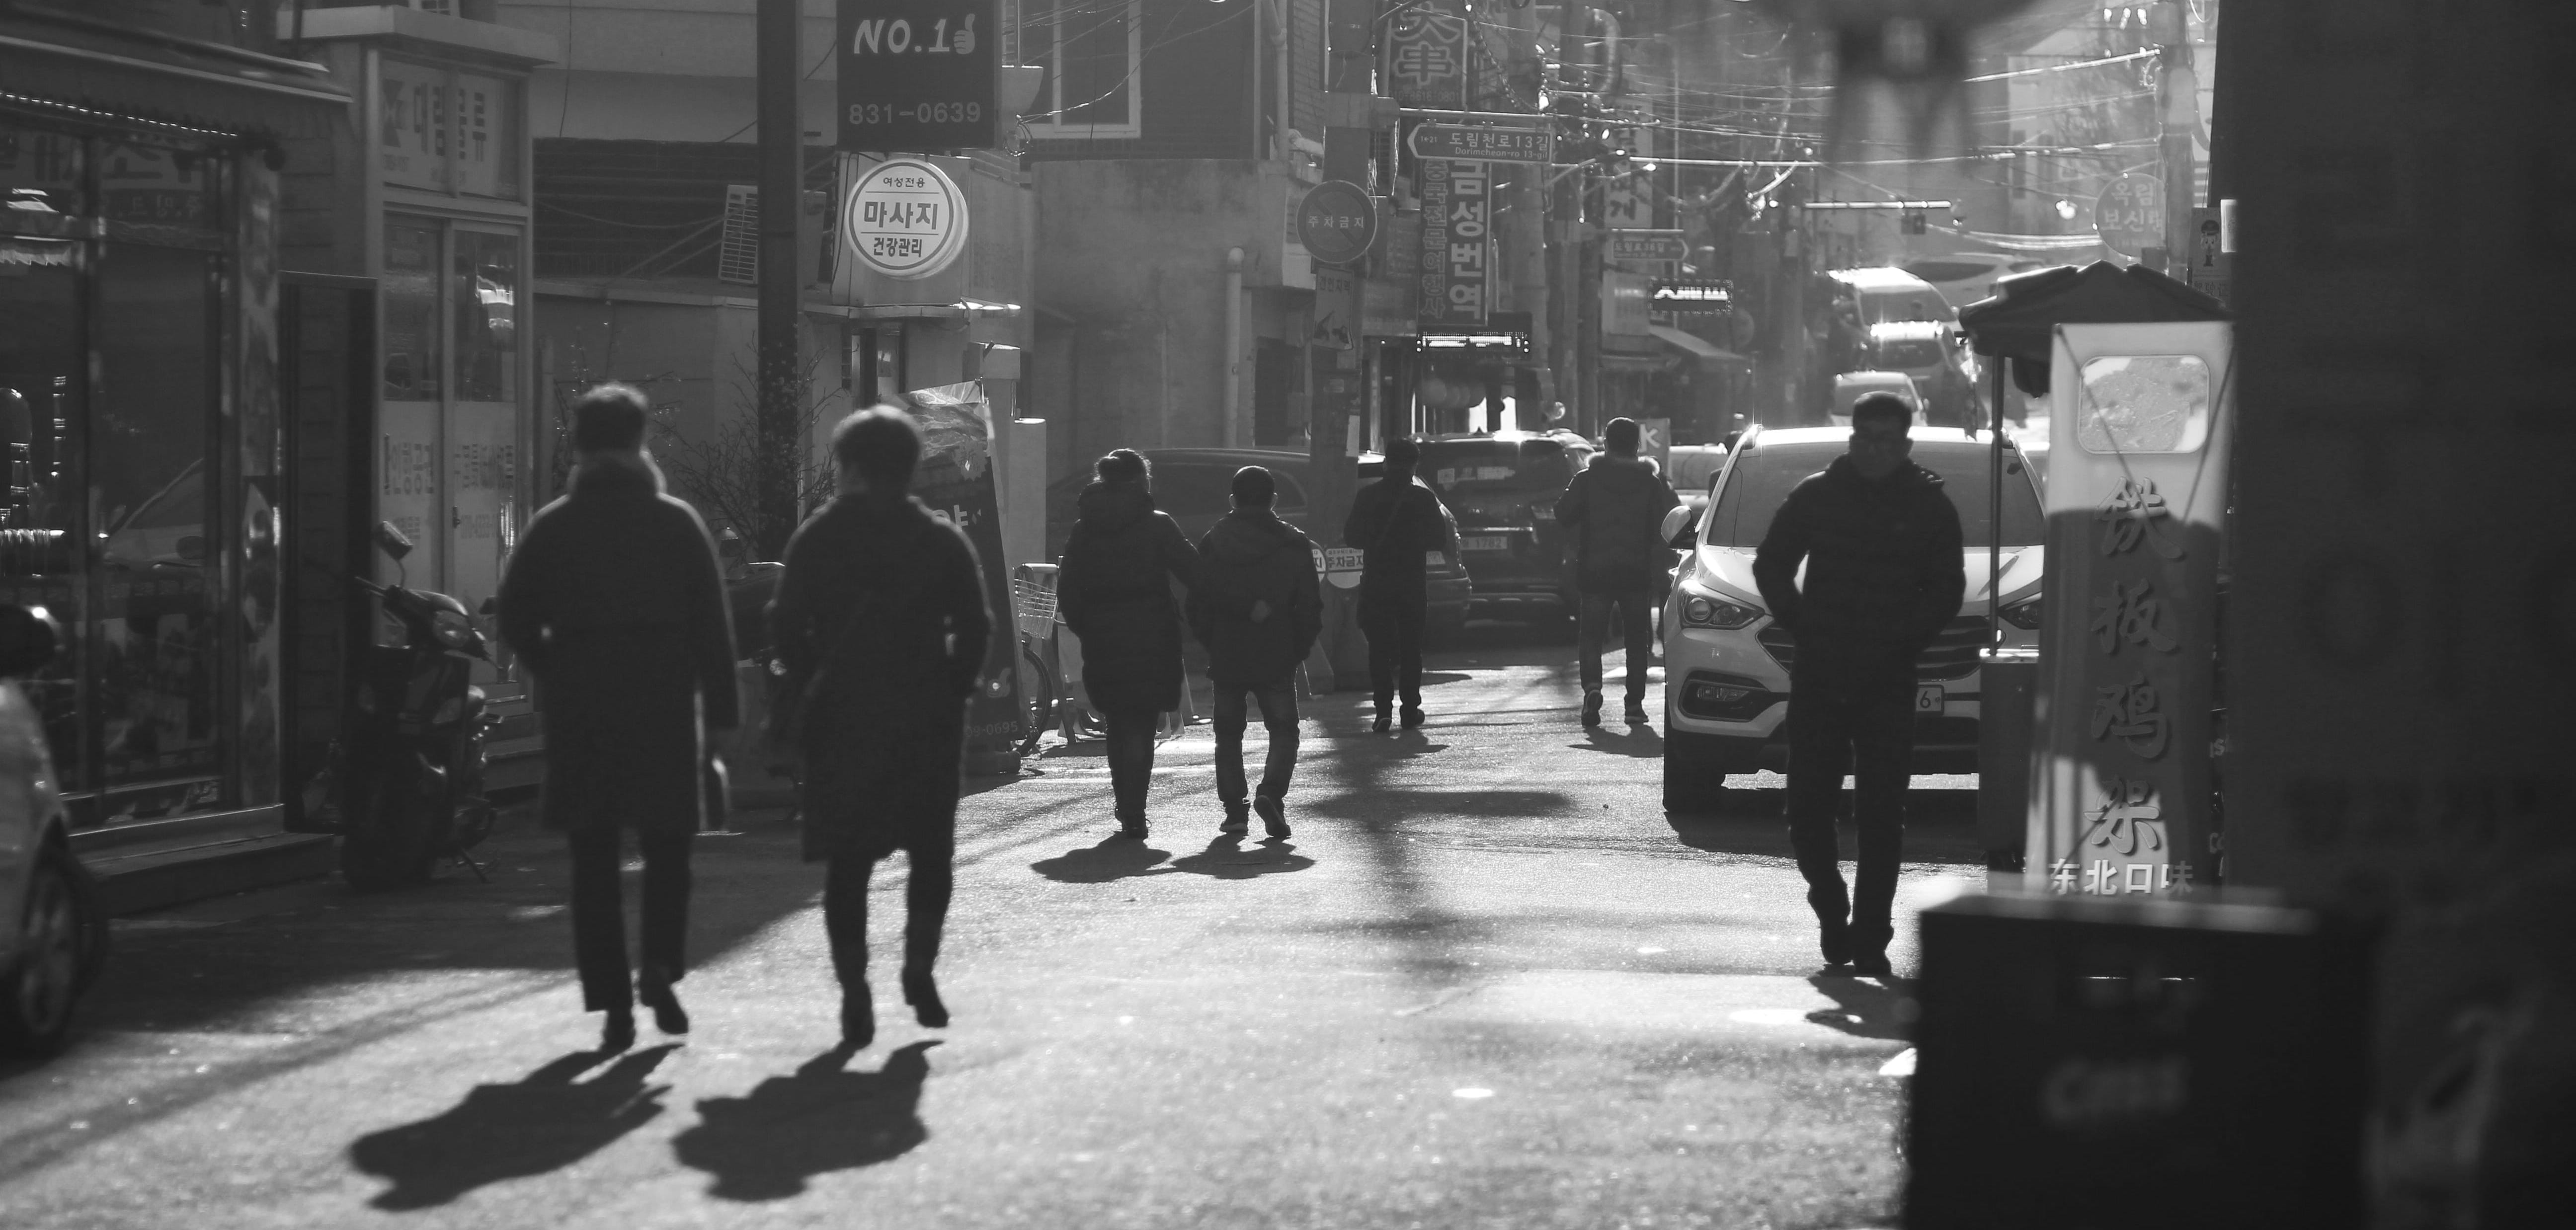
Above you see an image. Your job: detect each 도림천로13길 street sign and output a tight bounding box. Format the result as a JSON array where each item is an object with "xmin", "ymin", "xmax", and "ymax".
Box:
[
  {"xmin": 1408, "ymin": 124, "xmax": 1553, "ymax": 165},
  {"xmin": 839, "ymin": 0, "xmax": 999, "ymax": 152}
]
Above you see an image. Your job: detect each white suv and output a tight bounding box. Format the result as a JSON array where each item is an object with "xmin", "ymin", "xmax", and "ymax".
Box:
[
  {"xmin": 1660, "ymin": 426, "xmax": 2047, "ymax": 810},
  {"xmin": 0, "ymin": 605, "xmax": 106, "ymax": 1054}
]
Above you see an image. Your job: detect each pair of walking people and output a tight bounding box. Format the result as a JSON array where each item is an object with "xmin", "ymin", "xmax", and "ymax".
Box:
[
  {"xmin": 501, "ymin": 390, "xmax": 984, "ymax": 1053},
  {"xmin": 1058, "ymin": 451, "xmax": 1323, "ymax": 841}
]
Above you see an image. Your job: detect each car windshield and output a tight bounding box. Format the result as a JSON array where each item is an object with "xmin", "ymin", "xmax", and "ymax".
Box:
[
  {"xmin": 1419, "ymin": 440, "xmax": 1581, "ymax": 494},
  {"xmin": 1704, "ymin": 440, "xmax": 2043, "ymax": 549},
  {"xmin": 1873, "ymin": 339, "xmax": 1947, "ymax": 368}
]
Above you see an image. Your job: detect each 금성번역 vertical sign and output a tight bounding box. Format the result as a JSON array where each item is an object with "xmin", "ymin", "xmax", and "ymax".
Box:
[
  {"xmin": 1416, "ymin": 159, "xmax": 1490, "ymax": 326},
  {"xmin": 838, "ymin": 0, "xmax": 1000, "ymax": 152}
]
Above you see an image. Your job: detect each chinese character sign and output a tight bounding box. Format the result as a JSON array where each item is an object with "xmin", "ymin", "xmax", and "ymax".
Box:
[
  {"xmin": 1385, "ymin": 12, "xmax": 1470, "ymax": 110},
  {"xmin": 2028, "ymin": 324, "xmax": 2234, "ymax": 899},
  {"xmin": 1416, "ymin": 160, "xmax": 1489, "ymax": 327}
]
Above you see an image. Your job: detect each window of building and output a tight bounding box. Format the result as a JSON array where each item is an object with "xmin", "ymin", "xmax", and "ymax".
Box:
[{"xmin": 1020, "ymin": 0, "xmax": 1143, "ymax": 139}]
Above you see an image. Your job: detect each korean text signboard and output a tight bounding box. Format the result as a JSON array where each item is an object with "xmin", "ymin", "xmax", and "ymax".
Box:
[
  {"xmin": 838, "ymin": 0, "xmax": 1000, "ymax": 151},
  {"xmin": 1407, "ymin": 125, "xmax": 1553, "ymax": 165},
  {"xmin": 1297, "ymin": 179, "xmax": 1378, "ymax": 265},
  {"xmin": 1384, "ymin": 11, "xmax": 1469, "ymax": 110},
  {"xmin": 844, "ymin": 157, "xmax": 969, "ymax": 280},
  {"xmin": 1416, "ymin": 160, "xmax": 1490, "ymax": 326},
  {"xmin": 2027, "ymin": 322, "xmax": 2234, "ymax": 900},
  {"xmin": 2093, "ymin": 172, "xmax": 2164, "ymax": 260},
  {"xmin": 1650, "ymin": 281, "xmax": 1733, "ymax": 312}
]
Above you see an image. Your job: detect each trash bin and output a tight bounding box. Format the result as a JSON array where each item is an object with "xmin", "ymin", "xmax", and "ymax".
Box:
[
  {"xmin": 1976, "ymin": 647, "xmax": 2039, "ymax": 869},
  {"xmin": 1906, "ymin": 890, "xmax": 2373, "ymax": 1230}
]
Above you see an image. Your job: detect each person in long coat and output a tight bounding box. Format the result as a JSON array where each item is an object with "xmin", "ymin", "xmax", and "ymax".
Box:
[
  {"xmin": 1342, "ymin": 436, "xmax": 1456, "ymax": 731},
  {"xmin": 1056, "ymin": 449, "xmax": 1197, "ymax": 839},
  {"xmin": 767, "ymin": 406, "xmax": 991, "ymax": 1049},
  {"xmin": 497, "ymin": 384, "xmax": 739, "ymax": 1054}
]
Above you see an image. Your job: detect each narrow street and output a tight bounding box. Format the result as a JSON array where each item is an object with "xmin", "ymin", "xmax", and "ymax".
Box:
[{"xmin": 0, "ymin": 628, "xmax": 1983, "ymax": 1230}]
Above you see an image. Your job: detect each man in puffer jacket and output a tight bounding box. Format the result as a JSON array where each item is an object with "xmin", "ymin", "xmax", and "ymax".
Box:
[
  {"xmin": 1188, "ymin": 467, "xmax": 1323, "ymax": 838},
  {"xmin": 1555, "ymin": 417, "xmax": 1681, "ymax": 727},
  {"xmin": 1753, "ymin": 392, "xmax": 1966, "ymax": 978}
]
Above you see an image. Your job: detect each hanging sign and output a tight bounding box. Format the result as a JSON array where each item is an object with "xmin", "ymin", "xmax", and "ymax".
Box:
[
  {"xmin": 837, "ymin": 0, "xmax": 1000, "ymax": 151},
  {"xmin": 844, "ymin": 157, "xmax": 969, "ymax": 280},
  {"xmin": 2026, "ymin": 322, "xmax": 2233, "ymax": 902},
  {"xmin": 1609, "ymin": 229, "xmax": 1689, "ymax": 263},
  {"xmin": 2093, "ymin": 172, "xmax": 2165, "ymax": 260},
  {"xmin": 1407, "ymin": 125, "xmax": 1554, "ymax": 165},
  {"xmin": 1650, "ymin": 280, "xmax": 1734, "ymax": 312},
  {"xmin": 1416, "ymin": 159, "xmax": 1490, "ymax": 326},
  {"xmin": 1384, "ymin": 12, "xmax": 1470, "ymax": 110}
]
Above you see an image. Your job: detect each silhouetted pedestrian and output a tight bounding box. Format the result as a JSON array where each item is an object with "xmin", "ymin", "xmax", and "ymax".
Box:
[
  {"xmin": 1555, "ymin": 416, "xmax": 1679, "ymax": 728},
  {"xmin": 1187, "ymin": 466, "xmax": 1322, "ymax": 837},
  {"xmin": 1343, "ymin": 437, "xmax": 1455, "ymax": 731},
  {"xmin": 497, "ymin": 383, "xmax": 739, "ymax": 1054},
  {"xmin": 1752, "ymin": 393, "xmax": 1965, "ymax": 977},
  {"xmin": 1058, "ymin": 449, "xmax": 1198, "ymax": 839},
  {"xmin": 768, "ymin": 407, "xmax": 992, "ymax": 1048}
]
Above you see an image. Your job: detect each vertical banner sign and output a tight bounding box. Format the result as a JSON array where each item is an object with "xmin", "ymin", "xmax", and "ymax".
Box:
[
  {"xmin": 838, "ymin": 0, "xmax": 1001, "ymax": 151},
  {"xmin": 1384, "ymin": 11, "xmax": 1470, "ymax": 110},
  {"xmin": 907, "ymin": 382, "xmax": 1023, "ymax": 764},
  {"xmin": 2027, "ymin": 322, "xmax": 2234, "ymax": 900},
  {"xmin": 1416, "ymin": 160, "xmax": 1489, "ymax": 326}
]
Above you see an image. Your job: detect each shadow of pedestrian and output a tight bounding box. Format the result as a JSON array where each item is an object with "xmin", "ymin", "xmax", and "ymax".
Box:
[
  {"xmin": 672, "ymin": 1041, "xmax": 937, "ymax": 1201},
  {"xmin": 1568, "ymin": 725, "xmax": 1663, "ymax": 758},
  {"xmin": 1803, "ymin": 973, "xmax": 1914, "ymax": 1041},
  {"xmin": 1029, "ymin": 836, "xmax": 1172, "ymax": 883},
  {"xmin": 348, "ymin": 1045, "xmax": 677, "ymax": 1210},
  {"xmin": 1168, "ymin": 835, "xmax": 1316, "ymax": 879}
]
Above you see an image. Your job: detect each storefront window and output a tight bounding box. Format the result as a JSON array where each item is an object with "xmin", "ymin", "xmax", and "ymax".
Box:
[
  {"xmin": 0, "ymin": 123, "xmax": 82, "ymax": 214},
  {"xmin": 455, "ymin": 230, "xmax": 518, "ymax": 402},
  {"xmin": 383, "ymin": 219, "xmax": 443, "ymax": 402},
  {"xmin": 0, "ymin": 236, "xmax": 87, "ymax": 785},
  {"xmin": 94, "ymin": 243, "xmax": 221, "ymax": 791}
]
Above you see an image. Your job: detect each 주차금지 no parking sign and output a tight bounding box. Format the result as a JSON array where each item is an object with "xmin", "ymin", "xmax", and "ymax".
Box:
[{"xmin": 844, "ymin": 158, "xmax": 969, "ymax": 280}]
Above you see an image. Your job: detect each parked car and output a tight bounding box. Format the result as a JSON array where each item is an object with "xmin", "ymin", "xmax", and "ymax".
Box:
[
  {"xmin": 1409, "ymin": 430, "xmax": 1595, "ymax": 627},
  {"xmin": 1828, "ymin": 372, "xmax": 1928, "ymax": 427},
  {"xmin": 0, "ymin": 604, "xmax": 107, "ymax": 1055},
  {"xmin": 1898, "ymin": 253, "xmax": 2058, "ymax": 312},
  {"xmin": 1659, "ymin": 426, "xmax": 2048, "ymax": 810},
  {"xmin": 1044, "ymin": 447, "xmax": 1471, "ymax": 636}
]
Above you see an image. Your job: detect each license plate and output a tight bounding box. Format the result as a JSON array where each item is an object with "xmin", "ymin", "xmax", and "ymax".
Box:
[
  {"xmin": 1915, "ymin": 684, "xmax": 1944, "ymax": 714},
  {"xmin": 1463, "ymin": 535, "xmax": 1511, "ymax": 552}
]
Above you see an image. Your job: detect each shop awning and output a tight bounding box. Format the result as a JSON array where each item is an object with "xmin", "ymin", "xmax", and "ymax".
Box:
[
  {"xmin": 1956, "ymin": 261, "xmax": 2229, "ymax": 395},
  {"xmin": 1648, "ymin": 324, "xmax": 1749, "ymax": 372},
  {"xmin": 0, "ymin": 10, "xmax": 347, "ymax": 143}
]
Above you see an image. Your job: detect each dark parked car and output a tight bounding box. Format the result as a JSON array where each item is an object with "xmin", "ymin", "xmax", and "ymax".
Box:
[
  {"xmin": 1046, "ymin": 448, "xmax": 1471, "ymax": 634},
  {"xmin": 1408, "ymin": 431, "xmax": 1595, "ymax": 627}
]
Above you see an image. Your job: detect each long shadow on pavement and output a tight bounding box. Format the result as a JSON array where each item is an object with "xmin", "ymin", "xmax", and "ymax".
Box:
[
  {"xmin": 1804, "ymin": 974, "xmax": 1913, "ymax": 1042},
  {"xmin": 1568, "ymin": 723, "xmax": 1664, "ymax": 759},
  {"xmin": 1029, "ymin": 835, "xmax": 1173, "ymax": 882},
  {"xmin": 1662, "ymin": 804, "xmax": 1985, "ymax": 866},
  {"xmin": 348, "ymin": 1044, "xmax": 678, "ymax": 1210},
  {"xmin": 671, "ymin": 1041, "xmax": 936, "ymax": 1200},
  {"xmin": 1166, "ymin": 835, "xmax": 1314, "ymax": 879}
]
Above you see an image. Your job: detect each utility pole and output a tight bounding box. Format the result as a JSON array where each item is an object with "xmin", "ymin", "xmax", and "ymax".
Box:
[
  {"xmin": 2155, "ymin": 0, "xmax": 2196, "ymax": 276},
  {"xmin": 754, "ymin": 0, "xmax": 802, "ymax": 556}
]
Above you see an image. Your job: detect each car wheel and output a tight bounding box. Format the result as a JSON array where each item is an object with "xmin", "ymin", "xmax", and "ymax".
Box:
[
  {"xmin": 1662, "ymin": 728, "xmax": 1733, "ymax": 815},
  {"xmin": 1, "ymin": 844, "xmax": 104, "ymax": 1056}
]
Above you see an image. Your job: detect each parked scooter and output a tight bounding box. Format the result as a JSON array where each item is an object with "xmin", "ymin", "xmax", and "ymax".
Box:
[{"xmin": 312, "ymin": 522, "xmax": 499, "ymax": 889}]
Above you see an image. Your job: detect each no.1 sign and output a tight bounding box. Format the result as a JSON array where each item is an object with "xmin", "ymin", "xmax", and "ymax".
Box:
[
  {"xmin": 845, "ymin": 158, "xmax": 968, "ymax": 280},
  {"xmin": 2093, "ymin": 173, "xmax": 2164, "ymax": 259}
]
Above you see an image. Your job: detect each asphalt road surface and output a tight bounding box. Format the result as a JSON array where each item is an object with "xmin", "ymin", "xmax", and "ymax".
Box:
[{"xmin": 0, "ymin": 623, "xmax": 1994, "ymax": 1230}]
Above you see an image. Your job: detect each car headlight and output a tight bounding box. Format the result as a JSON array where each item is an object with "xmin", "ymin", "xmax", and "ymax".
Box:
[
  {"xmin": 1681, "ymin": 592, "xmax": 1763, "ymax": 629},
  {"xmin": 2001, "ymin": 596, "xmax": 2044, "ymax": 630}
]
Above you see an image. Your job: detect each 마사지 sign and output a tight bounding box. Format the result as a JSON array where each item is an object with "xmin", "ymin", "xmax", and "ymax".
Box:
[{"xmin": 844, "ymin": 158, "xmax": 969, "ymax": 280}]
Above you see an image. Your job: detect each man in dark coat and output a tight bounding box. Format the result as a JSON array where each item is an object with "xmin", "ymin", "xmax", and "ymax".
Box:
[
  {"xmin": 1554, "ymin": 417, "xmax": 1681, "ymax": 728},
  {"xmin": 1057, "ymin": 449, "xmax": 1197, "ymax": 839},
  {"xmin": 1753, "ymin": 392, "xmax": 1966, "ymax": 978},
  {"xmin": 1186, "ymin": 466, "xmax": 1323, "ymax": 838},
  {"xmin": 497, "ymin": 383, "xmax": 739, "ymax": 1054},
  {"xmin": 1342, "ymin": 436, "xmax": 1456, "ymax": 731},
  {"xmin": 768, "ymin": 407, "xmax": 991, "ymax": 1048}
]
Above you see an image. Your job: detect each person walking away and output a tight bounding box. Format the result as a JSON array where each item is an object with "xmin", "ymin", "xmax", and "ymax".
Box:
[
  {"xmin": 1554, "ymin": 417, "xmax": 1681, "ymax": 728},
  {"xmin": 1342, "ymin": 437, "xmax": 1456, "ymax": 731},
  {"xmin": 1186, "ymin": 466, "xmax": 1323, "ymax": 838},
  {"xmin": 497, "ymin": 383, "xmax": 739, "ymax": 1054},
  {"xmin": 1752, "ymin": 393, "xmax": 1965, "ymax": 977},
  {"xmin": 1057, "ymin": 449, "xmax": 1198, "ymax": 838},
  {"xmin": 768, "ymin": 407, "xmax": 992, "ymax": 1049}
]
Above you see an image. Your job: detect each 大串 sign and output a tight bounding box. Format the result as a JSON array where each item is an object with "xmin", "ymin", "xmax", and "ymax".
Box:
[
  {"xmin": 1384, "ymin": 12, "xmax": 1469, "ymax": 110},
  {"xmin": 1297, "ymin": 180, "xmax": 1378, "ymax": 266},
  {"xmin": 1408, "ymin": 124, "xmax": 1553, "ymax": 165},
  {"xmin": 2093, "ymin": 173, "xmax": 2164, "ymax": 259},
  {"xmin": 837, "ymin": 0, "xmax": 999, "ymax": 151},
  {"xmin": 1416, "ymin": 159, "xmax": 1490, "ymax": 326},
  {"xmin": 1608, "ymin": 229, "xmax": 1689, "ymax": 263},
  {"xmin": 844, "ymin": 158, "xmax": 969, "ymax": 280}
]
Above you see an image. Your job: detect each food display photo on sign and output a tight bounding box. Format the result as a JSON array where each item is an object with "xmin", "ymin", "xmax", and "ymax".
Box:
[{"xmin": 846, "ymin": 158, "xmax": 969, "ymax": 280}]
